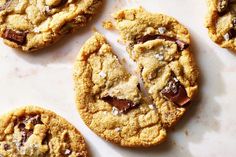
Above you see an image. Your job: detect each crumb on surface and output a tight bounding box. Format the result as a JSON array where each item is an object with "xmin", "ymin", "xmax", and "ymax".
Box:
[{"xmin": 103, "ymin": 20, "xmax": 114, "ymax": 29}]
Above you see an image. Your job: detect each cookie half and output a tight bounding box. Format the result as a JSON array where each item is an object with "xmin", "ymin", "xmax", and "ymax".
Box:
[
  {"xmin": 74, "ymin": 32, "xmax": 167, "ymax": 147},
  {"xmin": 206, "ymin": 0, "xmax": 236, "ymax": 51},
  {"xmin": 113, "ymin": 8, "xmax": 199, "ymax": 127},
  {"xmin": 0, "ymin": 106, "xmax": 88, "ymax": 157},
  {"xmin": 0, "ymin": 0, "xmax": 102, "ymax": 52}
]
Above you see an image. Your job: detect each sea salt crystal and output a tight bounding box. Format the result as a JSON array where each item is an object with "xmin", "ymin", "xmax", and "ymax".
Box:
[
  {"xmin": 64, "ymin": 149, "xmax": 71, "ymax": 155},
  {"xmin": 112, "ymin": 107, "xmax": 119, "ymax": 115},
  {"xmin": 45, "ymin": 6, "xmax": 50, "ymax": 12},
  {"xmin": 33, "ymin": 27, "xmax": 40, "ymax": 33},
  {"xmin": 158, "ymin": 27, "xmax": 167, "ymax": 34},
  {"xmin": 154, "ymin": 53, "xmax": 164, "ymax": 60},
  {"xmin": 148, "ymin": 104, "xmax": 155, "ymax": 110},
  {"xmin": 99, "ymin": 71, "xmax": 106, "ymax": 78},
  {"xmin": 223, "ymin": 33, "xmax": 230, "ymax": 41},
  {"xmin": 173, "ymin": 77, "xmax": 179, "ymax": 82},
  {"xmin": 114, "ymin": 127, "xmax": 122, "ymax": 132}
]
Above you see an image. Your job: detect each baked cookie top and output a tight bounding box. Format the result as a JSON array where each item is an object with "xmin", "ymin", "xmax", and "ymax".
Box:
[
  {"xmin": 206, "ymin": 0, "xmax": 236, "ymax": 51},
  {"xmin": 0, "ymin": 106, "xmax": 88, "ymax": 157},
  {"xmin": 113, "ymin": 8, "xmax": 199, "ymax": 127},
  {"xmin": 74, "ymin": 32, "xmax": 167, "ymax": 147},
  {"xmin": 0, "ymin": 0, "xmax": 102, "ymax": 52}
]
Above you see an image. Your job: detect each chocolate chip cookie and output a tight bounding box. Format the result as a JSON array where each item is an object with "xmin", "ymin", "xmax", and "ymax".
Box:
[
  {"xmin": 206, "ymin": 0, "xmax": 236, "ymax": 51},
  {"xmin": 0, "ymin": 0, "xmax": 102, "ymax": 52},
  {"xmin": 74, "ymin": 32, "xmax": 167, "ymax": 147},
  {"xmin": 74, "ymin": 9, "xmax": 199, "ymax": 147},
  {"xmin": 113, "ymin": 8, "xmax": 199, "ymax": 127},
  {"xmin": 0, "ymin": 106, "xmax": 88, "ymax": 157}
]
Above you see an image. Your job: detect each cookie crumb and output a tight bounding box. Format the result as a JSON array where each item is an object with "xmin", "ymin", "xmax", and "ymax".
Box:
[
  {"xmin": 98, "ymin": 71, "xmax": 106, "ymax": 78},
  {"xmin": 103, "ymin": 20, "xmax": 113, "ymax": 29}
]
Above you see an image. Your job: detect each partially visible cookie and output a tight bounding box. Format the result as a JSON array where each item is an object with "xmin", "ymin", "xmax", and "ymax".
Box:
[
  {"xmin": 206, "ymin": 0, "xmax": 236, "ymax": 51},
  {"xmin": 0, "ymin": 0, "xmax": 102, "ymax": 52},
  {"xmin": 113, "ymin": 8, "xmax": 199, "ymax": 127},
  {"xmin": 0, "ymin": 106, "xmax": 88, "ymax": 157},
  {"xmin": 74, "ymin": 32, "xmax": 167, "ymax": 147}
]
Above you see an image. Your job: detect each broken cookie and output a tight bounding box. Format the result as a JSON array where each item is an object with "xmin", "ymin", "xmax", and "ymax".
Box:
[
  {"xmin": 113, "ymin": 8, "xmax": 199, "ymax": 127},
  {"xmin": 74, "ymin": 32, "xmax": 167, "ymax": 147}
]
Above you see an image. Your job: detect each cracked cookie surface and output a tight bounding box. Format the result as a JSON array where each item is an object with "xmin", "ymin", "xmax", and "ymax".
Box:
[
  {"xmin": 113, "ymin": 8, "xmax": 199, "ymax": 127},
  {"xmin": 0, "ymin": 0, "xmax": 102, "ymax": 52},
  {"xmin": 206, "ymin": 0, "xmax": 236, "ymax": 51},
  {"xmin": 73, "ymin": 32, "xmax": 167, "ymax": 147},
  {"xmin": 0, "ymin": 106, "xmax": 88, "ymax": 157}
]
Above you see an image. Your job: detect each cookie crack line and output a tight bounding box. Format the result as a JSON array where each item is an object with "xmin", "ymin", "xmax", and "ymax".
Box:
[{"xmin": 74, "ymin": 7, "xmax": 199, "ymax": 147}]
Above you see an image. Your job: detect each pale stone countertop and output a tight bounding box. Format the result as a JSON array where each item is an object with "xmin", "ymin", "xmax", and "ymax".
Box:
[{"xmin": 0, "ymin": 0, "xmax": 236, "ymax": 157}]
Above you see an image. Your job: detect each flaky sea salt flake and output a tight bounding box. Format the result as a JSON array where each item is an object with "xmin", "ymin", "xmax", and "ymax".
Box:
[{"xmin": 99, "ymin": 71, "xmax": 106, "ymax": 78}]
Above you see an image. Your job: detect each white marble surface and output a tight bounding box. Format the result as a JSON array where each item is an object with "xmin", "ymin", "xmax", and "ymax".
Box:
[{"xmin": 1, "ymin": 0, "xmax": 236, "ymax": 157}]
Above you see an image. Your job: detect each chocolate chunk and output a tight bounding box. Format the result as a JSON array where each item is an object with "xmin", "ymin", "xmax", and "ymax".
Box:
[
  {"xmin": 136, "ymin": 34, "xmax": 189, "ymax": 51},
  {"xmin": 20, "ymin": 129, "xmax": 33, "ymax": 145},
  {"xmin": 136, "ymin": 34, "xmax": 161, "ymax": 43},
  {"xmin": 232, "ymin": 17, "xmax": 236, "ymax": 29},
  {"xmin": 18, "ymin": 123, "xmax": 26, "ymax": 131},
  {"xmin": 175, "ymin": 39, "xmax": 189, "ymax": 51},
  {"xmin": 27, "ymin": 130, "xmax": 33, "ymax": 138},
  {"xmin": 20, "ymin": 131, "xmax": 27, "ymax": 145},
  {"xmin": 29, "ymin": 115, "xmax": 43, "ymax": 125},
  {"xmin": 137, "ymin": 83, "xmax": 141, "ymax": 90},
  {"xmin": 3, "ymin": 144, "xmax": 10, "ymax": 151},
  {"xmin": 60, "ymin": 23, "xmax": 74, "ymax": 34},
  {"xmin": 224, "ymin": 28, "xmax": 236, "ymax": 40},
  {"xmin": 50, "ymin": 0, "xmax": 67, "ymax": 8},
  {"xmin": 228, "ymin": 28, "xmax": 236, "ymax": 38},
  {"xmin": 18, "ymin": 122, "xmax": 33, "ymax": 145},
  {"xmin": 161, "ymin": 78, "xmax": 190, "ymax": 106},
  {"xmin": 103, "ymin": 96, "xmax": 138, "ymax": 113},
  {"xmin": 3, "ymin": 29, "xmax": 27, "ymax": 45},
  {"xmin": 217, "ymin": 0, "xmax": 229, "ymax": 15},
  {"xmin": 42, "ymin": 132, "xmax": 52, "ymax": 145},
  {"xmin": 15, "ymin": 116, "xmax": 41, "ymax": 146}
]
